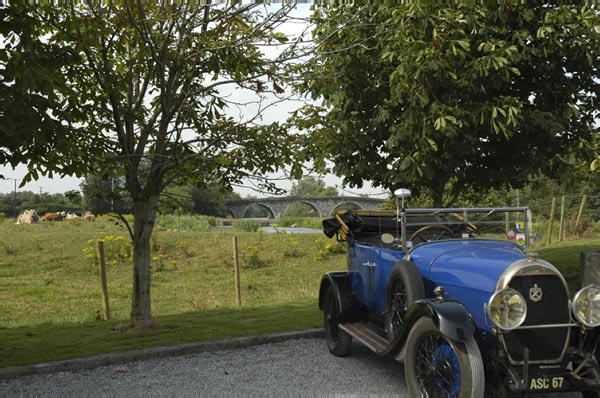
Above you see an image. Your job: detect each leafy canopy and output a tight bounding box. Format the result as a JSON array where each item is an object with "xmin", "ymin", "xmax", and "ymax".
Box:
[{"xmin": 298, "ymin": 3, "xmax": 600, "ymax": 206}]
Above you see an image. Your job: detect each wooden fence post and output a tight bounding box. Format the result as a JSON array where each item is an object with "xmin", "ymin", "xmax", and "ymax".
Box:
[
  {"xmin": 546, "ymin": 197, "xmax": 556, "ymax": 246},
  {"xmin": 576, "ymin": 195, "xmax": 588, "ymax": 227},
  {"xmin": 559, "ymin": 195, "xmax": 566, "ymax": 242},
  {"xmin": 97, "ymin": 240, "xmax": 110, "ymax": 321},
  {"xmin": 233, "ymin": 236, "xmax": 241, "ymax": 306}
]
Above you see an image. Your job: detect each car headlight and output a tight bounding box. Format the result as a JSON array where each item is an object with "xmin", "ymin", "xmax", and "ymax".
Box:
[
  {"xmin": 487, "ymin": 288, "xmax": 527, "ymax": 330},
  {"xmin": 572, "ymin": 286, "xmax": 600, "ymax": 327}
]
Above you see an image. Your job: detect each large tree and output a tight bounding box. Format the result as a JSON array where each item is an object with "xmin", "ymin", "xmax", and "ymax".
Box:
[
  {"xmin": 298, "ymin": 3, "xmax": 600, "ymax": 206},
  {"xmin": 289, "ymin": 176, "xmax": 338, "ymax": 198},
  {"xmin": 1, "ymin": 2, "xmax": 306, "ymax": 327},
  {"xmin": 287, "ymin": 176, "xmax": 338, "ymax": 217}
]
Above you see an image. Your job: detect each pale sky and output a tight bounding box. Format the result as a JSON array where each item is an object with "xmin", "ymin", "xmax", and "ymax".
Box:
[{"xmin": 0, "ymin": 164, "xmax": 386, "ymax": 197}]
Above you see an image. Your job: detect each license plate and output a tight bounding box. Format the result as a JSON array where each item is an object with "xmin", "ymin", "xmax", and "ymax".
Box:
[{"xmin": 528, "ymin": 376, "xmax": 567, "ymax": 391}]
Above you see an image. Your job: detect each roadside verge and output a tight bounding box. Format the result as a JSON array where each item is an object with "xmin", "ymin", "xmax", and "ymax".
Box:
[{"xmin": 0, "ymin": 328, "xmax": 324, "ymax": 380}]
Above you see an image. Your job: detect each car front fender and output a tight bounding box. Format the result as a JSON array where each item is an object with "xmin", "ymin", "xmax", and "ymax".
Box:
[
  {"xmin": 407, "ymin": 299, "xmax": 476, "ymax": 342},
  {"xmin": 388, "ymin": 298, "xmax": 479, "ymax": 359}
]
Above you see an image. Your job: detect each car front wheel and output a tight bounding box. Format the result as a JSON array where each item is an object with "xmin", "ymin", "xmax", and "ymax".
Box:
[
  {"xmin": 405, "ymin": 317, "xmax": 485, "ymax": 398},
  {"xmin": 323, "ymin": 287, "xmax": 352, "ymax": 357}
]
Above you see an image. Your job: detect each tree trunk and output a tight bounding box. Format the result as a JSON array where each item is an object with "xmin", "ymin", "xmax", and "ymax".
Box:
[
  {"xmin": 431, "ymin": 184, "xmax": 445, "ymax": 208},
  {"xmin": 130, "ymin": 195, "xmax": 159, "ymax": 327}
]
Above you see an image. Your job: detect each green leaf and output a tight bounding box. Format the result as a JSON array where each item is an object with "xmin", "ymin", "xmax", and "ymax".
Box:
[
  {"xmin": 537, "ymin": 27, "xmax": 546, "ymax": 39},
  {"xmin": 425, "ymin": 137, "xmax": 438, "ymax": 151}
]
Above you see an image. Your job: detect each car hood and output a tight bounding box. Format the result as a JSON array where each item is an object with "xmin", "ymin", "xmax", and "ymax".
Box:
[{"xmin": 410, "ymin": 240, "xmax": 526, "ymax": 294}]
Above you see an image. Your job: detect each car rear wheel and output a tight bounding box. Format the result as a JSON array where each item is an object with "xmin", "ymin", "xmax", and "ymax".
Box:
[
  {"xmin": 323, "ymin": 287, "xmax": 352, "ymax": 357},
  {"xmin": 405, "ymin": 317, "xmax": 485, "ymax": 398},
  {"xmin": 385, "ymin": 261, "xmax": 425, "ymax": 341}
]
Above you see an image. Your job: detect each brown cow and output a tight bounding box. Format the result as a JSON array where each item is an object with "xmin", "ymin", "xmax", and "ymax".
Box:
[
  {"xmin": 83, "ymin": 211, "xmax": 96, "ymax": 221},
  {"xmin": 41, "ymin": 212, "xmax": 63, "ymax": 222}
]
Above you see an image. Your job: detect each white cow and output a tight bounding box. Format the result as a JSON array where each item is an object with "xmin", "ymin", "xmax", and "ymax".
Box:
[
  {"xmin": 15, "ymin": 209, "xmax": 40, "ymax": 224},
  {"xmin": 65, "ymin": 212, "xmax": 80, "ymax": 220}
]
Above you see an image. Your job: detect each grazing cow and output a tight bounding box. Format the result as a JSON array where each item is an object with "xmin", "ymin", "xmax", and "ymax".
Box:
[
  {"xmin": 41, "ymin": 212, "xmax": 63, "ymax": 222},
  {"xmin": 15, "ymin": 209, "xmax": 40, "ymax": 224},
  {"xmin": 84, "ymin": 211, "xmax": 96, "ymax": 222},
  {"xmin": 65, "ymin": 212, "xmax": 80, "ymax": 220}
]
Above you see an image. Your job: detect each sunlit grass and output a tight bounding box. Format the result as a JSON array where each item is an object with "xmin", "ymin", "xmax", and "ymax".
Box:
[{"xmin": 0, "ymin": 220, "xmax": 345, "ymax": 328}]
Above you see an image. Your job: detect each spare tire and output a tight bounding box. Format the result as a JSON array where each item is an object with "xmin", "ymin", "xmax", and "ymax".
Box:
[{"xmin": 384, "ymin": 261, "xmax": 425, "ymax": 341}]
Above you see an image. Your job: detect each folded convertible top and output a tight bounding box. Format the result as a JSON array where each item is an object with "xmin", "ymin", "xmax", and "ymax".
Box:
[{"xmin": 322, "ymin": 210, "xmax": 474, "ymax": 247}]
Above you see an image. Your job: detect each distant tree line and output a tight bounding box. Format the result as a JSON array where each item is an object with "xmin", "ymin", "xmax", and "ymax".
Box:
[
  {"xmin": 4, "ymin": 172, "xmax": 599, "ymax": 221},
  {"xmin": 382, "ymin": 169, "xmax": 600, "ymax": 223},
  {"xmin": 0, "ymin": 190, "xmax": 82, "ymax": 217}
]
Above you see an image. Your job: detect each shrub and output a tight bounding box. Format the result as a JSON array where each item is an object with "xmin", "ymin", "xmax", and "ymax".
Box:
[
  {"xmin": 282, "ymin": 237, "xmax": 301, "ymax": 257},
  {"xmin": 156, "ymin": 214, "xmax": 214, "ymax": 232},
  {"xmin": 243, "ymin": 245, "xmax": 263, "ymax": 268},
  {"xmin": 84, "ymin": 233, "xmax": 132, "ymax": 266},
  {"xmin": 564, "ymin": 220, "xmax": 591, "ymax": 239},
  {"xmin": 233, "ymin": 219, "xmax": 260, "ymax": 232}
]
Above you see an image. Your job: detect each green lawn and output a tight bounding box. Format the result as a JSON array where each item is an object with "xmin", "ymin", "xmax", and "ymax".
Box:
[
  {"xmin": 0, "ymin": 218, "xmax": 344, "ymax": 367},
  {"xmin": 0, "ymin": 217, "xmax": 597, "ymax": 368}
]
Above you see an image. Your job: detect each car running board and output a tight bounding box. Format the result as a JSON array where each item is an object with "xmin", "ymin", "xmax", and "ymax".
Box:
[{"xmin": 339, "ymin": 323, "xmax": 389, "ymax": 353}]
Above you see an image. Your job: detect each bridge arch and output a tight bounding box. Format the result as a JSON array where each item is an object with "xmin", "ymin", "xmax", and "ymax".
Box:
[
  {"xmin": 282, "ymin": 200, "xmax": 321, "ymax": 218},
  {"xmin": 242, "ymin": 203, "xmax": 275, "ymax": 219},
  {"xmin": 226, "ymin": 196, "xmax": 385, "ymax": 219}
]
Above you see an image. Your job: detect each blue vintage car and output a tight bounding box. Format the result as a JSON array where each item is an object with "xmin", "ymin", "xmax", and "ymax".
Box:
[{"xmin": 319, "ymin": 192, "xmax": 600, "ymax": 398}]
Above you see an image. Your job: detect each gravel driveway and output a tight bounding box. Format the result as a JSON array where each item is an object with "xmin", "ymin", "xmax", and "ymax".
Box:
[{"xmin": 0, "ymin": 338, "xmax": 408, "ymax": 396}]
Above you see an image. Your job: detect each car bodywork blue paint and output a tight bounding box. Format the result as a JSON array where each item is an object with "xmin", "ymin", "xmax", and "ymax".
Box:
[{"xmin": 351, "ymin": 239, "xmax": 527, "ymax": 334}]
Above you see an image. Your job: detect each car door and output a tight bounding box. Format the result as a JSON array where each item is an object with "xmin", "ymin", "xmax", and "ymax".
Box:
[
  {"xmin": 353, "ymin": 243, "xmax": 375, "ymax": 308},
  {"xmin": 371, "ymin": 247, "xmax": 405, "ymax": 314}
]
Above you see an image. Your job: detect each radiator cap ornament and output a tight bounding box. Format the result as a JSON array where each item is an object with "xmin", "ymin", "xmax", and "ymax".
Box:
[{"xmin": 529, "ymin": 283, "xmax": 543, "ymax": 303}]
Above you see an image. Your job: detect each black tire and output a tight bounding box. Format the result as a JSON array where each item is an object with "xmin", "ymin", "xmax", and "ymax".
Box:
[
  {"xmin": 323, "ymin": 287, "xmax": 352, "ymax": 357},
  {"xmin": 385, "ymin": 261, "xmax": 425, "ymax": 341},
  {"xmin": 404, "ymin": 317, "xmax": 485, "ymax": 398}
]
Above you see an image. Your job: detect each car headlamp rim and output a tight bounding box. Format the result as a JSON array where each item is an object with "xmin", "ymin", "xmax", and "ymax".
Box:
[
  {"xmin": 487, "ymin": 287, "xmax": 527, "ymax": 331},
  {"xmin": 571, "ymin": 285, "xmax": 600, "ymax": 328}
]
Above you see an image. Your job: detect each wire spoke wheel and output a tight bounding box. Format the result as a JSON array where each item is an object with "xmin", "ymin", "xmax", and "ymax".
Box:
[
  {"xmin": 405, "ymin": 317, "xmax": 485, "ymax": 398},
  {"xmin": 415, "ymin": 332, "xmax": 461, "ymax": 397}
]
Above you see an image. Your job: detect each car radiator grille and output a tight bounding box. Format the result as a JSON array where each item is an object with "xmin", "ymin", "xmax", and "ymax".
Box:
[{"xmin": 502, "ymin": 274, "xmax": 570, "ymax": 363}]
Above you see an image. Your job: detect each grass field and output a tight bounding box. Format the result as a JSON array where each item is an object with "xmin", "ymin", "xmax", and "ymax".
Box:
[
  {"xmin": 0, "ymin": 218, "xmax": 345, "ymax": 327},
  {"xmin": 0, "ymin": 216, "xmax": 598, "ymax": 368}
]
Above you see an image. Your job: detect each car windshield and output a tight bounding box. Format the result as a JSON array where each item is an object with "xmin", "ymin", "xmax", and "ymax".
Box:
[
  {"xmin": 323, "ymin": 207, "xmax": 532, "ymax": 250},
  {"xmin": 404, "ymin": 207, "xmax": 531, "ymax": 248}
]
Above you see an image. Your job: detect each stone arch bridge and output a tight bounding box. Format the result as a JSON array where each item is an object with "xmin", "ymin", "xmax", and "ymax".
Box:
[{"xmin": 226, "ymin": 196, "xmax": 386, "ymax": 219}]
